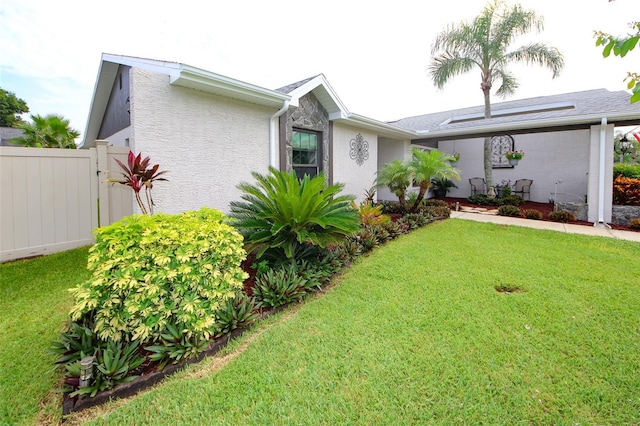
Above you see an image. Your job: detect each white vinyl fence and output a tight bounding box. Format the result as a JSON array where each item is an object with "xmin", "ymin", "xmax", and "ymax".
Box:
[{"xmin": 0, "ymin": 141, "xmax": 133, "ymax": 262}]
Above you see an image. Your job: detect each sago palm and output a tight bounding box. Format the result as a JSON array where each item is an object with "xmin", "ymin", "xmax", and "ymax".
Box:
[
  {"xmin": 229, "ymin": 167, "xmax": 360, "ymax": 263},
  {"xmin": 429, "ymin": 0, "xmax": 563, "ymax": 187},
  {"xmin": 409, "ymin": 149, "xmax": 460, "ymax": 211}
]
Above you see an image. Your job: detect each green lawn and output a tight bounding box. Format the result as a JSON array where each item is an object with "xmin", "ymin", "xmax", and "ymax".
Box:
[
  {"xmin": 3, "ymin": 220, "xmax": 640, "ymax": 424},
  {"xmin": 0, "ymin": 247, "xmax": 90, "ymax": 425}
]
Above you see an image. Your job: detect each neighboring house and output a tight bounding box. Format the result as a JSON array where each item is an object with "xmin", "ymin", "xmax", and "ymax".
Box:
[
  {"xmin": 0, "ymin": 127, "xmax": 24, "ymax": 146},
  {"xmin": 82, "ymin": 53, "xmax": 640, "ymax": 224}
]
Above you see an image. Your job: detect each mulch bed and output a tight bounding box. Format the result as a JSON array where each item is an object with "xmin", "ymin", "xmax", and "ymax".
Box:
[{"xmin": 440, "ymin": 197, "xmax": 636, "ymax": 232}]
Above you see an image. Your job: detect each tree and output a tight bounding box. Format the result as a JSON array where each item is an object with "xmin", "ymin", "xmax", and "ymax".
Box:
[
  {"xmin": 0, "ymin": 88, "xmax": 29, "ymax": 128},
  {"xmin": 376, "ymin": 159, "xmax": 413, "ymax": 212},
  {"xmin": 408, "ymin": 149, "xmax": 460, "ymax": 211},
  {"xmin": 429, "ymin": 0, "xmax": 564, "ymax": 187},
  {"xmin": 10, "ymin": 114, "xmax": 79, "ymax": 148},
  {"xmin": 595, "ymin": 21, "xmax": 640, "ymax": 103}
]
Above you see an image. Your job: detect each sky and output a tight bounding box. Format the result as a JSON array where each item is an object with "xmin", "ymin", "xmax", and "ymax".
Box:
[{"xmin": 1, "ymin": 0, "xmax": 637, "ymax": 140}]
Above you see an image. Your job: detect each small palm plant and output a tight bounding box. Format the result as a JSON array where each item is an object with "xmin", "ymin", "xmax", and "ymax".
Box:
[
  {"xmin": 409, "ymin": 149, "xmax": 460, "ymax": 211},
  {"xmin": 376, "ymin": 159, "xmax": 412, "ymax": 212},
  {"xmin": 229, "ymin": 167, "xmax": 360, "ymax": 263}
]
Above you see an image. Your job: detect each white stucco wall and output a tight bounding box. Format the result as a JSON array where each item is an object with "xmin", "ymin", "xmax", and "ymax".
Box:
[
  {"xmin": 377, "ymin": 138, "xmax": 413, "ymax": 202},
  {"xmin": 332, "ymin": 123, "xmax": 378, "ymax": 204},
  {"xmin": 128, "ymin": 68, "xmax": 274, "ymax": 214},
  {"xmin": 438, "ymin": 129, "xmax": 591, "ymax": 204},
  {"xmin": 104, "ymin": 126, "xmax": 131, "ymax": 147}
]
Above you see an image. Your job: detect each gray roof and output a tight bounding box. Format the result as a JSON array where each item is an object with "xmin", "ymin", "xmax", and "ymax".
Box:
[
  {"xmin": 388, "ymin": 89, "xmax": 640, "ymax": 140},
  {"xmin": 275, "ymin": 75, "xmax": 322, "ymax": 94}
]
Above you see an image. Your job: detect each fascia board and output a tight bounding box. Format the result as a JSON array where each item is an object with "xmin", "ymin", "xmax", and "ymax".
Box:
[
  {"xmin": 288, "ymin": 75, "xmax": 350, "ymax": 116},
  {"xmin": 342, "ymin": 113, "xmax": 418, "ymax": 139},
  {"xmin": 80, "ymin": 60, "xmax": 120, "ymax": 148},
  {"xmin": 415, "ymin": 112, "xmax": 639, "ymax": 140},
  {"xmin": 171, "ymin": 65, "xmax": 290, "ymax": 108}
]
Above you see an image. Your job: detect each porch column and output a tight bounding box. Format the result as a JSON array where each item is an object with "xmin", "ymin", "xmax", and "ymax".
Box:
[{"xmin": 587, "ymin": 123, "xmax": 614, "ymax": 223}]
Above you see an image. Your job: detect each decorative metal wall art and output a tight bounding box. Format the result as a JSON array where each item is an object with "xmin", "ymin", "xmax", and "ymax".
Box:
[
  {"xmin": 490, "ymin": 135, "xmax": 515, "ymax": 168},
  {"xmin": 349, "ymin": 133, "xmax": 369, "ymax": 166}
]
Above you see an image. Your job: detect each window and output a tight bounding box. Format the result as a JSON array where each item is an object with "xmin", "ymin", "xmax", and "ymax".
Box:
[{"xmin": 292, "ymin": 129, "xmax": 321, "ymax": 178}]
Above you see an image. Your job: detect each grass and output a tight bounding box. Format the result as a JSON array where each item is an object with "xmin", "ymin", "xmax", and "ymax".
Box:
[
  {"xmin": 3, "ymin": 220, "xmax": 640, "ymax": 424},
  {"xmin": 0, "ymin": 247, "xmax": 90, "ymax": 425}
]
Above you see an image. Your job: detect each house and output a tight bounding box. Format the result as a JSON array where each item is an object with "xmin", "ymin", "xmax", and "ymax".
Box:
[
  {"xmin": 82, "ymin": 53, "xmax": 640, "ymax": 224},
  {"xmin": 0, "ymin": 127, "xmax": 24, "ymax": 146},
  {"xmin": 80, "ymin": 54, "xmax": 415, "ymax": 214},
  {"xmin": 390, "ymin": 89, "xmax": 640, "ymax": 223}
]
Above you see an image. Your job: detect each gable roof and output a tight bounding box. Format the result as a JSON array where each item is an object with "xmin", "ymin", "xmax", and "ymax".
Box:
[
  {"xmin": 81, "ymin": 54, "xmax": 414, "ymax": 148},
  {"xmin": 390, "ymin": 89, "xmax": 640, "ymax": 141}
]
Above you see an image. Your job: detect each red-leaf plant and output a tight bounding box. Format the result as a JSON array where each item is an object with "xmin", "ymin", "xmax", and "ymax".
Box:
[{"xmin": 106, "ymin": 151, "xmax": 168, "ymax": 215}]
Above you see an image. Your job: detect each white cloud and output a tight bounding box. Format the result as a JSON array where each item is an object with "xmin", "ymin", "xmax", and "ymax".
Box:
[{"xmin": 0, "ymin": 0, "xmax": 636, "ymax": 136}]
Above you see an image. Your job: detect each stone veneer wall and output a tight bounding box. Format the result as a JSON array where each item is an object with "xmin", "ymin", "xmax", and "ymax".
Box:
[
  {"xmin": 555, "ymin": 202, "xmax": 640, "ymax": 225},
  {"xmin": 282, "ymin": 93, "xmax": 330, "ymax": 177},
  {"xmin": 612, "ymin": 205, "xmax": 640, "ymax": 225}
]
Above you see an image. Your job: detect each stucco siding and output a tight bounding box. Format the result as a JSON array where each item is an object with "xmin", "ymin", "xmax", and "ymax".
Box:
[
  {"xmin": 332, "ymin": 123, "xmax": 378, "ymax": 204},
  {"xmin": 129, "ymin": 68, "xmax": 272, "ymax": 214},
  {"xmin": 438, "ymin": 130, "xmax": 591, "ymax": 203},
  {"xmin": 377, "ymin": 138, "xmax": 412, "ymax": 202}
]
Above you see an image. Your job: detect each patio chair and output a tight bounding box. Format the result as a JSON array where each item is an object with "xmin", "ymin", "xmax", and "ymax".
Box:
[
  {"xmin": 513, "ymin": 179, "xmax": 533, "ymax": 200},
  {"xmin": 469, "ymin": 177, "xmax": 486, "ymax": 196}
]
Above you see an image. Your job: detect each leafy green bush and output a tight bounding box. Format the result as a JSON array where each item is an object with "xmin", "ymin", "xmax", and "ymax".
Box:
[
  {"xmin": 613, "ymin": 163, "xmax": 640, "ymax": 179},
  {"xmin": 213, "ymin": 294, "xmax": 260, "ymax": 338},
  {"xmin": 398, "ymin": 212, "xmax": 432, "ymax": 230},
  {"xmin": 497, "ymin": 205, "xmax": 521, "ymax": 217},
  {"xmin": 549, "ymin": 210, "xmax": 576, "ymax": 222},
  {"xmin": 69, "ymin": 208, "xmax": 248, "ymax": 344},
  {"xmin": 354, "ymin": 201, "xmax": 391, "ymax": 226},
  {"xmin": 377, "ymin": 201, "xmax": 404, "ymax": 214},
  {"xmin": 422, "ymin": 199, "xmax": 450, "ymax": 208},
  {"xmin": 467, "ymin": 194, "xmax": 501, "ymax": 206},
  {"xmin": 629, "ymin": 218, "xmax": 640, "ymax": 231},
  {"xmin": 253, "ymin": 265, "xmax": 309, "ymax": 308},
  {"xmin": 522, "ymin": 209, "xmax": 543, "ymax": 220},
  {"xmin": 229, "ymin": 167, "xmax": 360, "ymax": 263},
  {"xmin": 500, "ymin": 195, "xmax": 525, "ymax": 206},
  {"xmin": 145, "ymin": 323, "xmax": 210, "ymax": 370}
]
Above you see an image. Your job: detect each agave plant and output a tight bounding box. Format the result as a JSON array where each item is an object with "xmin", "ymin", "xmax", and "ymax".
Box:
[
  {"xmin": 106, "ymin": 151, "xmax": 168, "ymax": 215},
  {"xmin": 229, "ymin": 167, "xmax": 360, "ymax": 263}
]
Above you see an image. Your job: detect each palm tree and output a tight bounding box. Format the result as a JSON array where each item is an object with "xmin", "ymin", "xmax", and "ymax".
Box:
[
  {"xmin": 376, "ymin": 159, "xmax": 412, "ymax": 212},
  {"xmin": 429, "ymin": 0, "xmax": 563, "ymax": 187},
  {"xmin": 409, "ymin": 149, "xmax": 460, "ymax": 211},
  {"xmin": 11, "ymin": 114, "xmax": 79, "ymax": 148}
]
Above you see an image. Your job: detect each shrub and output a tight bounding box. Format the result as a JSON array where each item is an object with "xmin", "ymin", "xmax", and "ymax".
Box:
[
  {"xmin": 522, "ymin": 209, "xmax": 543, "ymax": 220},
  {"xmin": 468, "ymin": 194, "xmax": 501, "ymax": 206},
  {"xmin": 500, "ymin": 195, "xmax": 525, "ymax": 206},
  {"xmin": 613, "ymin": 163, "xmax": 640, "ymax": 179},
  {"xmin": 69, "ymin": 208, "xmax": 248, "ymax": 344},
  {"xmin": 422, "ymin": 199, "xmax": 450, "ymax": 208},
  {"xmin": 417, "ymin": 204, "xmax": 451, "ymax": 218},
  {"xmin": 353, "ymin": 226, "xmax": 380, "ymax": 253},
  {"xmin": 354, "ymin": 201, "xmax": 391, "ymax": 226},
  {"xmin": 213, "ymin": 294, "xmax": 260, "ymax": 338},
  {"xmin": 549, "ymin": 210, "xmax": 577, "ymax": 223},
  {"xmin": 498, "ymin": 205, "xmax": 521, "ymax": 217},
  {"xmin": 629, "ymin": 218, "xmax": 640, "ymax": 231},
  {"xmin": 398, "ymin": 212, "xmax": 431, "ymax": 230},
  {"xmin": 229, "ymin": 167, "xmax": 360, "ymax": 262},
  {"xmin": 378, "ymin": 201, "xmax": 404, "ymax": 214},
  {"xmin": 612, "ymin": 175, "xmax": 640, "ymax": 206},
  {"xmin": 253, "ymin": 265, "xmax": 309, "ymax": 308}
]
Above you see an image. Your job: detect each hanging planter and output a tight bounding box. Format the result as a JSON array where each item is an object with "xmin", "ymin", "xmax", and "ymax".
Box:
[
  {"xmin": 505, "ymin": 150, "xmax": 524, "ymax": 166},
  {"xmin": 450, "ymin": 152, "xmax": 460, "ymax": 167}
]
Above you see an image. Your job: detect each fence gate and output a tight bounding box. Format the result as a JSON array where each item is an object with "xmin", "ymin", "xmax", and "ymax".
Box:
[{"xmin": 0, "ymin": 141, "xmax": 132, "ymax": 262}]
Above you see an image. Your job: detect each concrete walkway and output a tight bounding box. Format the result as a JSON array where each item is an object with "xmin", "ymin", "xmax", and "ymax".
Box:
[{"xmin": 450, "ymin": 210, "xmax": 640, "ymax": 242}]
